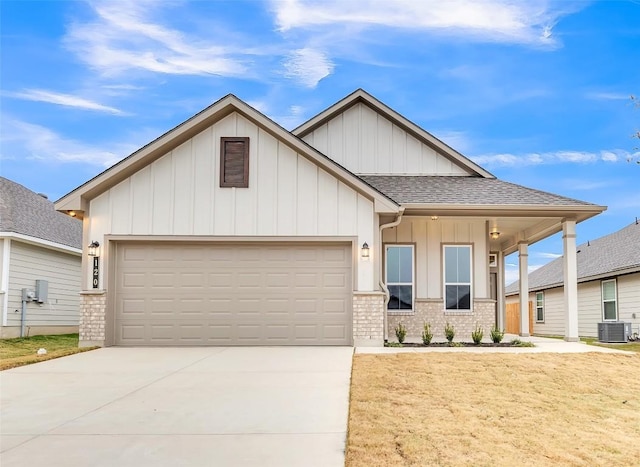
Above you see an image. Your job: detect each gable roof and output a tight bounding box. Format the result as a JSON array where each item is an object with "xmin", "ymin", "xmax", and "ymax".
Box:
[
  {"xmin": 55, "ymin": 94, "xmax": 400, "ymax": 216},
  {"xmin": 292, "ymin": 88, "xmax": 494, "ymax": 179},
  {"xmin": 0, "ymin": 177, "xmax": 82, "ymax": 249},
  {"xmin": 506, "ymin": 220, "xmax": 640, "ymax": 295}
]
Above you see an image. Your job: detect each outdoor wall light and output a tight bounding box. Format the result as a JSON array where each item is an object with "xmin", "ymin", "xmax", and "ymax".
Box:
[
  {"xmin": 88, "ymin": 241, "xmax": 100, "ymax": 257},
  {"xmin": 489, "ymin": 229, "xmax": 501, "ymax": 240},
  {"xmin": 68, "ymin": 211, "xmax": 77, "ymax": 217},
  {"xmin": 361, "ymin": 242, "xmax": 370, "ymax": 259},
  {"xmin": 431, "ymin": 216, "xmax": 439, "ymax": 220}
]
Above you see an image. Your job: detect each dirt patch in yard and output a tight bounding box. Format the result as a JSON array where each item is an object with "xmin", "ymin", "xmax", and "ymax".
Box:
[{"xmin": 346, "ymin": 353, "xmax": 640, "ymax": 467}]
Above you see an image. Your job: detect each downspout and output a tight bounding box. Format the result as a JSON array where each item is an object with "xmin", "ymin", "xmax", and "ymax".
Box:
[{"xmin": 379, "ymin": 207, "xmax": 405, "ymax": 342}]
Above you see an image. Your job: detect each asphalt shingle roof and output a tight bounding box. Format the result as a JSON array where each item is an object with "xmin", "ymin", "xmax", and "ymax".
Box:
[
  {"xmin": 505, "ymin": 220, "xmax": 640, "ymax": 294},
  {"xmin": 359, "ymin": 175, "xmax": 597, "ymax": 206},
  {"xmin": 0, "ymin": 177, "xmax": 82, "ymax": 249}
]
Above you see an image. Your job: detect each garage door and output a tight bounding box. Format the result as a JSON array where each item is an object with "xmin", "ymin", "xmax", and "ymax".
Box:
[{"xmin": 113, "ymin": 242, "xmax": 352, "ymax": 346}]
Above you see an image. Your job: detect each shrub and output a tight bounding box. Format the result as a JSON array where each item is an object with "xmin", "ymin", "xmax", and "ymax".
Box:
[
  {"xmin": 395, "ymin": 323, "xmax": 407, "ymax": 344},
  {"xmin": 490, "ymin": 325, "xmax": 505, "ymax": 343},
  {"xmin": 444, "ymin": 322, "xmax": 455, "ymax": 343},
  {"xmin": 511, "ymin": 338, "xmax": 535, "ymax": 347},
  {"xmin": 471, "ymin": 324, "xmax": 484, "ymax": 345},
  {"xmin": 421, "ymin": 322, "xmax": 433, "ymax": 345}
]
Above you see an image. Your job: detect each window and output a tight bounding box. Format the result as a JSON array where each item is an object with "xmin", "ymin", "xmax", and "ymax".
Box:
[
  {"xmin": 602, "ymin": 279, "xmax": 617, "ymax": 321},
  {"xmin": 535, "ymin": 292, "xmax": 544, "ymax": 322},
  {"xmin": 444, "ymin": 245, "xmax": 472, "ymax": 311},
  {"xmin": 385, "ymin": 245, "xmax": 414, "ymax": 311},
  {"xmin": 220, "ymin": 137, "xmax": 249, "ymax": 187}
]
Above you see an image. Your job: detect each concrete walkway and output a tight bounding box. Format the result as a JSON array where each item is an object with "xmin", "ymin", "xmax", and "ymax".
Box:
[
  {"xmin": 357, "ymin": 334, "xmax": 635, "ymax": 354},
  {"xmin": 0, "ymin": 347, "xmax": 353, "ymax": 467}
]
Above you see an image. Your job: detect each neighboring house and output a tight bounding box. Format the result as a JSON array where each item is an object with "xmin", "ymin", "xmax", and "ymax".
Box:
[
  {"xmin": 505, "ymin": 220, "xmax": 640, "ymax": 338},
  {"xmin": 0, "ymin": 177, "xmax": 82, "ymax": 338},
  {"xmin": 54, "ymin": 90, "xmax": 605, "ymax": 347}
]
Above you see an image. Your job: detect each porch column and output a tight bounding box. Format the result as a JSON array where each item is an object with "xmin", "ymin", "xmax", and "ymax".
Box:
[
  {"xmin": 563, "ymin": 219, "xmax": 579, "ymax": 341},
  {"xmin": 518, "ymin": 241, "xmax": 530, "ymax": 337}
]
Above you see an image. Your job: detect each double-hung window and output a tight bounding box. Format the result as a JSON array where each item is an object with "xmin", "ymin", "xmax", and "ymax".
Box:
[
  {"xmin": 601, "ymin": 279, "xmax": 617, "ymax": 321},
  {"xmin": 385, "ymin": 245, "xmax": 414, "ymax": 311},
  {"xmin": 535, "ymin": 292, "xmax": 544, "ymax": 322},
  {"xmin": 443, "ymin": 245, "xmax": 472, "ymax": 311}
]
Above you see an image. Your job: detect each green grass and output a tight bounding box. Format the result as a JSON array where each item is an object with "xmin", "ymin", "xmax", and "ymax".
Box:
[
  {"xmin": 534, "ymin": 334, "xmax": 640, "ymax": 352},
  {"xmin": 582, "ymin": 337, "xmax": 640, "ymax": 353},
  {"xmin": 0, "ymin": 334, "xmax": 97, "ymax": 370}
]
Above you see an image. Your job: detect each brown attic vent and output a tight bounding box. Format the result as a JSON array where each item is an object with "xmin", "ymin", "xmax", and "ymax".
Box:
[{"xmin": 220, "ymin": 137, "xmax": 249, "ymax": 188}]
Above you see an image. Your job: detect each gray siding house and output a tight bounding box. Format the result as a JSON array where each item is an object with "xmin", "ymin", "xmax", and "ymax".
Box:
[
  {"xmin": 506, "ymin": 220, "xmax": 640, "ymax": 338},
  {"xmin": 0, "ymin": 177, "xmax": 82, "ymax": 338},
  {"xmin": 54, "ymin": 90, "xmax": 604, "ymax": 347}
]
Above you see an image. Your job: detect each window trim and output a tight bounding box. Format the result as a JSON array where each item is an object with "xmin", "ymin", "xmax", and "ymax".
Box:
[
  {"xmin": 220, "ymin": 137, "xmax": 250, "ymax": 188},
  {"xmin": 601, "ymin": 279, "xmax": 618, "ymax": 321},
  {"xmin": 535, "ymin": 291, "xmax": 545, "ymax": 323},
  {"xmin": 442, "ymin": 244, "xmax": 473, "ymax": 312},
  {"xmin": 384, "ymin": 244, "xmax": 415, "ymax": 312}
]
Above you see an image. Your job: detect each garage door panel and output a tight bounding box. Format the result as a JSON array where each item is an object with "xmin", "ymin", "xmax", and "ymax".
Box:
[{"xmin": 115, "ymin": 242, "xmax": 352, "ymax": 346}]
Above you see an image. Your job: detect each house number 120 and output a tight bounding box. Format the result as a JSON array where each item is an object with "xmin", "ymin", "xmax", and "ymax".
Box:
[{"xmin": 93, "ymin": 256, "xmax": 100, "ymax": 289}]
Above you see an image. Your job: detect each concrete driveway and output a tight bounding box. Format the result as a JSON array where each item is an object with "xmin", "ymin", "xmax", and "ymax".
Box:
[{"xmin": 0, "ymin": 347, "xmax": 353, "ymax": 467}]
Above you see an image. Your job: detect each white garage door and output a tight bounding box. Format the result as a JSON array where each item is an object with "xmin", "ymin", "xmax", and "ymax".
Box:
[{"xmin": 114, "ymin": 242, "xmax": 353, "ymax": 346}]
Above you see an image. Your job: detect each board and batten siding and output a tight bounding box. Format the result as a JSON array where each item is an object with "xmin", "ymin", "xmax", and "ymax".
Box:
[
  {"xmin": 6, "ymin": 241, "xmax": 81, "ymax": 326},
  {"xmin": 301, "ymin": 102, "xmax": 471, "ymax": 176},
  {"xmin": 382, "ymin": 218, "xmax": 488, "ymax": 299},
  {"xmin": 89, "ymin": 111, "xmax": 376, "ymax": 290}
]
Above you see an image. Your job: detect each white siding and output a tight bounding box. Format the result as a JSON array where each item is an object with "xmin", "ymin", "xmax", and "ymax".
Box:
[
  {"xmin": 302, "ymin": 102, "xmax": 472, "ymax": 176},
  {"xmin": 533, "ymin": 288, "xmax": 567, "ymax": 336},
  {"xmin": 577, "ymin": 281, "xmax": 602, "ymax": 337},
  {"xmin": 382, "ymin": 218, "xmax": 488, "ymax": 299},
  {"xmin": 6, "ymin": 242, "xmax": 81, "ymax": 327},
  {"xmin": 618, "ymin": 273, "xmax": 640, "ymax": 335},
  {"xmin": 89, "ymin": 111, "xmax": 376, "ymax": 291},
  {"xmin": 519, "ymin": 273, "xmax": 640, "ymax": 338}
]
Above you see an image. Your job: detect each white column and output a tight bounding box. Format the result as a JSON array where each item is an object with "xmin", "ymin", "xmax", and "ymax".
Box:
[
  {"xmin": 497, "ymin": 251, "xmax": 505, "ymax": 331},
  {"xmin": 518, "ymin": 242, "xmax": 530, "ymax": 337},
  {"xmin": 563, "ymin": 219, "xmax": 579, "ymax": 341}
]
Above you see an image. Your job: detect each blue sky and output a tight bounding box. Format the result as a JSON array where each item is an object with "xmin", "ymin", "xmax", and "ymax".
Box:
[{"xmin": 1, "ymin": 0, "xmax": 639, "ymax": 283}]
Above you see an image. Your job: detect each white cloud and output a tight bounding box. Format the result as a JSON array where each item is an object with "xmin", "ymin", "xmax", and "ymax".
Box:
[
  {"xmin": 471, "ymin": 149, "xmax": 636, "ymax": 167},
  {"xmin": 537, "ymin": 252, "xmax": 562, "ymax": 259},
  {"xmin": 585, "ymin": 91, "xmax": 630, "ymax": 101},
  {"xmin": 64, "ymin": 0, "xmax": 247, "ymax": 77},
  {"xmin": 0, "ymin": 117, "xmax": 136, "ymax": 167},
  {"xmin": 4, "ymin": 89, "xmax": 125, "ymax": 115},
  {"xmin": 282, "ymin": 48, "xmax": 334, "ymax": 88},
  {"xmin": 272, "ymin": 0, "xmax": 574, "ymax": 46},
  {"xmin": 505, "ymin": 263, "xmax": 544, "ymax": 286}
]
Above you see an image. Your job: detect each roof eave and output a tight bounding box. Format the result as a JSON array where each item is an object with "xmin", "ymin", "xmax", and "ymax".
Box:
[{"xmin": 400, "ymin": 203, "xmax": 606, "ymax": 219}]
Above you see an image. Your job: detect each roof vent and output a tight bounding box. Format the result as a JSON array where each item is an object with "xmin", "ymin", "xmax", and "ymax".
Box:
[{"xmin": 37, "ymin": 193, "xmax": 48, "ymax": 199}]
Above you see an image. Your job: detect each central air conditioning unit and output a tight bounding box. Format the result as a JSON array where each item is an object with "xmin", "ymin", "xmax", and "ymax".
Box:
[{"xmin": 597, "ymin": 322, "xmax": 632, "ymax": 343}]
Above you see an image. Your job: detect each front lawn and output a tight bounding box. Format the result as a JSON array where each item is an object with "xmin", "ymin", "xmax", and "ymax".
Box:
[
  {"xmin": 0, "ymin": 334, "xmax": 97, "ymax": 370},
  {"xmin": 346, "ymin": 353, "xmax": 640, "ymax": 466}
]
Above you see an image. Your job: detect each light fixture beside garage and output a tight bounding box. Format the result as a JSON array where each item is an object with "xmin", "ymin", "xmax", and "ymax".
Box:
[
  {"xmin": 361, "ymin": 242, "xmax": 370, "ymax": 259},
  {"xmin": 88, "ymin": 241, "xmax": 100, "ymax": 257}
]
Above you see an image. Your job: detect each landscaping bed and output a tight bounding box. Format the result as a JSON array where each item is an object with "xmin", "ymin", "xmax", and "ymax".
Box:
[{"xmin": 385, "ymin": 341, "xmax": 534, "ymax": 348}]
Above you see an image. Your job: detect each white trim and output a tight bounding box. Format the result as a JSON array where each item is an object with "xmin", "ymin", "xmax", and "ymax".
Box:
[
  {"xmin": 0, "ymin": 232, "xmax": 81, "ymax": 255},
  {"xmin": 443, "ymin": 244, "xmax": 473, "ymax": 312},
  {"xmin": 384, "ymin": 244, "xmax": 415, "ymax": 312},
  {"xmin": 601, "ymin": 278, "xmax": 618, "ymax": 321},
  {"xmin": 535, "ymin": 291, "xmax": 545, "ymax": 323},
  {"xmin": 1, "ymin": 238, "xmax": 10, "ymax": 326}
]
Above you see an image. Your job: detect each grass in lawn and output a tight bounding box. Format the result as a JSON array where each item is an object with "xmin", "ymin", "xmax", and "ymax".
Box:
[
  {"xmin": 346, "ymin": 353, "xmax": 640, "ymax": 467},
  {"xmin": 583, "ymin": 338, "xmax": 640, "ymax": 353},
  {"xmin": 0, "ymin": 334, "xmax": 97, "ymax": 370}
]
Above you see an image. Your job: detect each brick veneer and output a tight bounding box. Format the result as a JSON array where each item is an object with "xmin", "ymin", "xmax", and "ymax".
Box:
[
  {"xmin": 353, "ymin": 292, "xmax": 385, "ymax": 346},
  {"xmin": 79, "ymin": 290, "xmax": 106, "ymax": 347},
  {"xmin": 387, "ymin": 299, "xmax": 496, "ymax": 342}
]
